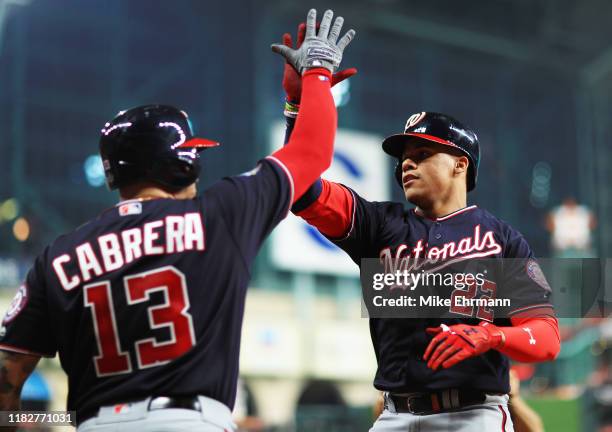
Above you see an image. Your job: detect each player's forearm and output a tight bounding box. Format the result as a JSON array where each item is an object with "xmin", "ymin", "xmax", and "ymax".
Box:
[
  {"xmin": 0, "ymin": 351, "xmax": 40, "ymax": 412},
  {"xmin": 497, "ymin": 316, "xmax": 560, "ymax": 362},
  {"xmin": 282, "ymin": 102, "xmax": 325, "ymax": 212},
  {"xmin": 0, "ymin": 354, "xmax": 23, "ymax": 412},
  {"xmin": 271, "ymin": 68, "xmax": 336, "ymax": 199},
  {"xmin": 0, "ymin": 394, "xmax": 19, "ymax": 432},
  {"xmin": 0, "ymin": 391, "xmax": 20, "ymax": 411}
]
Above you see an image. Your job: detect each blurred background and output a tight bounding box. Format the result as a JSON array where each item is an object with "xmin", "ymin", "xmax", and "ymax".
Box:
[{"xmin": 0, "ymin": 0, "xmax": 611, "ymax": 430}]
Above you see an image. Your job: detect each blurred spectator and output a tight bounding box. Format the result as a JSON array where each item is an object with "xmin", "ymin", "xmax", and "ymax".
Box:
[
  {"xmin": 546, "ymin": 197, "xmax": 596, "ymax": 258},
  {"xmin": 544, "ymin": 197, "xmax": 601, "ymax": 391},
  {"xmin": 296, "ymin": 380, "xmax": 353, "ymax": 431}
]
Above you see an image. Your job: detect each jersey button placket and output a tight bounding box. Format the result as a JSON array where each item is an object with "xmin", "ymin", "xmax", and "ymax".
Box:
[{"xmin": 429, "ymin": 222, "xmax": 442, "ymax": 244}]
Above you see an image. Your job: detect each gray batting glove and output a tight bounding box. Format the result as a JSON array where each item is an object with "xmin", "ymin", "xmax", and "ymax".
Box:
[{"xmin": 271, "ymin": 8, "xmax": 356, "ymax": 75}]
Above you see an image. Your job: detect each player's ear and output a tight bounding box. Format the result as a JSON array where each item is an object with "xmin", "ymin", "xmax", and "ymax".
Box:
[{"xmin": 454, "ymin": 156, "xmax": 469, "ymax": 175}]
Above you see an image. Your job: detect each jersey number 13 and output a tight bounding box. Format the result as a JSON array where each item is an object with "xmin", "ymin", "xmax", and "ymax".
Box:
[{"xmin": 84, "ymin": 266, "xmax": 196, "ymax": 377}]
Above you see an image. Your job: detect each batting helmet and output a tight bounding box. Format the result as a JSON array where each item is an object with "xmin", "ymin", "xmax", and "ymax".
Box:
[
  {"xmin": 99, "ymin": 104, "xmax": 219, "ymax": 190},
  {"xmin": 381, "ymin": 112, "xmax": 480, "ymax": 191}
]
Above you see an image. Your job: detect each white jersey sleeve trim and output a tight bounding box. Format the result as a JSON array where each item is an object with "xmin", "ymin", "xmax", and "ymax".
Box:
[{"xmin": 265, "ymin": 156, "xmax": 295, "ymax": 217}]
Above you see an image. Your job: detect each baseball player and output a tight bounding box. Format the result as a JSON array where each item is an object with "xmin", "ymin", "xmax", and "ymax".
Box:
[
  {"xmin": 0, "ymin": 9, "xmax": 354, "ymax": 431},
  {"xmin": 279, "ymin": 39, "xmax": 560, "ymax": 429}
]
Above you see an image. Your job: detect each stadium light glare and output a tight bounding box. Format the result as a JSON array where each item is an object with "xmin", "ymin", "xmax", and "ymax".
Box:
[
  {"xmin": 0, "ymin": 198, "xmax": 19, "ymax": 222},
  {"xmin": 13, "ymin": 217, "xmax": 30, "ymax": 242},
  {"xmin": 83, "ymin": 154, "xmax": 106, "ymax": 187},
  {"xmin": 331, "ymin": 79, "xmax": 351, "ymax": 108},
  {"xmin": 529, "ymin": 161, "xmax": 552, "ymax": 208}
]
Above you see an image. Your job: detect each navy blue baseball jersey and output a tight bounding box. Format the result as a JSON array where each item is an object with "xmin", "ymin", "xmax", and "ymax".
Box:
[
  {"xmin": 332, "ymin": 190, "xmax": 553, "ymax": 394},
  {"xmin": 0, "ymin": 158, "xmax": 291, "ymax": 422}
]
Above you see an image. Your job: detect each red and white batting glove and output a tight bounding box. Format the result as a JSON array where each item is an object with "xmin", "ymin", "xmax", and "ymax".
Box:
[
  {"xmin": 281, "ymin": 22, "xmax": 357, "ymax": 104},
  {"xmin": 423, "ymin": 322, "xmax": 505, "ymax": 370}
]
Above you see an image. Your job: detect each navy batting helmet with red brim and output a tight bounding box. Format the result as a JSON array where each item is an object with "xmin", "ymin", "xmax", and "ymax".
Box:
[
  {"xmin": 382, "ymin": 112, "xmax": 480, "ymax": 191},
  {"xmin": 99, "ymin": 104, "xmax": 219, "ymax": 190}
]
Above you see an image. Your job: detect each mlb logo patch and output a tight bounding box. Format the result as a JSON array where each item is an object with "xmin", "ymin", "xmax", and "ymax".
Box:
[
  {"xmin": 113, "ymin": 403, "xmax": 131, "ymax": 414},
  {"xmin": 118, "ymin": 202, "xmax": 142, "ymax": 216}
]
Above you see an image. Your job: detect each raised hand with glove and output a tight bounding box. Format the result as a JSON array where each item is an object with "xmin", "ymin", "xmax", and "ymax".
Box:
[
  {"xmin": 271, "ymin": 9, "xmax": 355, "ymax": 76},
  {"xmin": 274, "ymin": 10, "xmax": 357, "ymax": 212},
  {"xmin": 268, "ymin": 8, "xmax": 357, "ymax": 201},
  {"xmin": 279, "ymin": 21, "xmax": 357, "ymax": 104}
]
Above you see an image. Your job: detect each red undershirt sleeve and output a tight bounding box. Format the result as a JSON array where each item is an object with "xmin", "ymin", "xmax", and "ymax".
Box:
[
  {"xmin": 295, "ymin": 179, "xmax": 355, "ymax": 238},
  {"xmin": 497, "ymin": 315, "xmax": 560, "ymax": 362},
  {"xmin": 270, "ymin": 69, "xmax": 336, "ymax": 202}
]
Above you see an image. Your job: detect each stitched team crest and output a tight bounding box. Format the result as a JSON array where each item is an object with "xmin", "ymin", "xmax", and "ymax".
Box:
[
  {"xmin": 526, "ymin": 259, "xmax": 551, "ymax": 292},
  {"xmin": 3, "ymin": 284, "xmax": 28, "ymax": 324}
]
